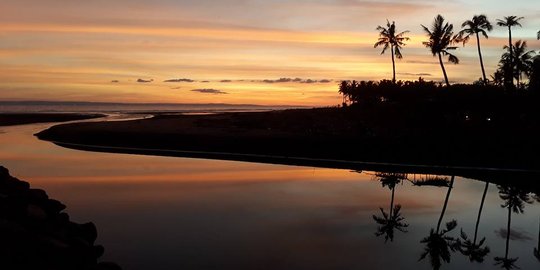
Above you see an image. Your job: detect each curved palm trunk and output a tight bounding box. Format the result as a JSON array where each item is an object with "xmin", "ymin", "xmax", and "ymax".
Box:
[
  {"xmin": 473, "ymin": 182, "xmax": 489, "ymax": 244},
  {"xmin": 391, "ymin": 45, "xmax": 396, "ymax": 83},
  {"xmin": 438, "ymin": 52, "xmax": 450, "ymax": 87},
  {"xmin": 505, "ymin": 206, "xmax": 512, "ymax": 259},
  {"xmin": 475, "ymin": 33, "xmax": 488, "ymax": 84},
  {"xmin": 436, "ymin": 176, "xmax": 455, "ymax": 233}
]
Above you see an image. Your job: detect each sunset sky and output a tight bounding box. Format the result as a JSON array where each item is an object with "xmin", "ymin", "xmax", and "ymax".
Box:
[{"xmin": 1, "ymin": 0, "xmax": 539, "ymax": 106}]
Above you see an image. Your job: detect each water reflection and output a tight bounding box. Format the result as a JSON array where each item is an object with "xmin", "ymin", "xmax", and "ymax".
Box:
[
  {"xmin": 372, "ymin": 173, "xmax": 409, "ymax": 243},
  {"xmin": 494, "ymin": 185, "xmax": 533, "ymax": 269},
  {"xmin": 2, "ymin": 122, "xmax": 540, "ymax": 269},
  {"xmin": 533, "ymin": 214, "xmax": 540, "ymax": 261},
  {"xmin": 418, "ymin": 176, "xmax": 459, "ymax": 270},
  {"xmin": 456, "ymin": 182, "xmax": 490, "ymax": 263},
  {"xmin": 535, "ymin": 191, "xmax": 540, "ymax": 262}
]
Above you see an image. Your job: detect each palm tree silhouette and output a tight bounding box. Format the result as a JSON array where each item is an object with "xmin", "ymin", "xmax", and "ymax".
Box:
[
  {"xmin": 374, "ymin": 20, "xmax": 410, "ymax": 83},
  {"xmin": 458, "ymin": 15, "xmax": 493, "ymax": 84},
  {"xmin": 457, "ymin": 182, "xmax": 490, "ymax": 262},
  {"xmin": 419, "ymin": 176, "xmax": 459, "ymax": 270},
  {"xmin": 372, "ymin": 173, "xmax": 409, "ymax": 242},
  {"xmin": 494, "ymin": 185, "xmax": 533, "ymax": 269},
  {"xmin": 496, "ymin": 16, "xmax": 524, "ymax": 87},
  {"xmin": 422, "ymin": 15, "xmax": 460, "ymax": 87},
  {"xmin": 501, "ymin": 40, "xmax": 536, "ymax": 87}
]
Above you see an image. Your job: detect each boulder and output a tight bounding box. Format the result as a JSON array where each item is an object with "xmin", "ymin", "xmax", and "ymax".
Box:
[{"xmin": 0, "ymin": 165, "xmax": 121, "ymax": 270}]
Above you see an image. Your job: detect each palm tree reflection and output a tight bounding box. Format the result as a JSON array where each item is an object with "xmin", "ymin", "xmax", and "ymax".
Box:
[
  {"xmin": 534, "ymin": 193, "xmax": 540, "ymax": 261},
  {"xmin": 419, "ymin": 176, "xmax": 459, "ymax": 270},
  {"xmin": 494, "ymin": 185, "xmax": 533, "ymax": 269},
  {"xmin": 457, "ymin": 182, "xmax": 490, "ymax": 262},
  {"xmin": 372, "ymin": 173, "xmax": 409, "ymax": 242},
  {"xmin": 534, "ymin": 216, "xmax": 540, "ymax": 262}
]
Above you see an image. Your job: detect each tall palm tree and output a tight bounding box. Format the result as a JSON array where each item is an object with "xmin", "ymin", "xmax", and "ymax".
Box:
[
  {"xmin": 458, "ymin": 15, "xmax": 493, "ymax": 84},
  {"xmin": 374, "ymin": 20, "xmax": 410, "ymax": 83},
  {"xmin": 422, "ymin": 15, "xmax": 460, "ymax": 87},
  {"xmin": 501, "ymin": 40, "xmax": 536, "ymax": 87},
  {"xmin": 494, "ymin": 185, "xmax": 533, "ymax": 269},
  {"xmin": 372, "ymin": 173, "xmax": 409, "ymax": 242},
  {"xmin": 419, "ymin": 176, "xmax": 459, "ymax": 270},
  {"xmin": 457, "ymin": 182, "xmax": 490, "ymax": 262},
  {"xmin": 496, "ymin": 16, "xmax": 524, "ymax": 87}
]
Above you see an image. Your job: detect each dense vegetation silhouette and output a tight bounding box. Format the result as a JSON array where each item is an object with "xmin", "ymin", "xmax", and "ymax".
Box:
[
  {"xmin": 337, "ymin": 13, "xmax": 540, "ymax": 168},
  {"xmin": 501, "ymin": 40, "xmax": 536, "ymax": 87},
  {"xmin": 374, "ymin": 20, "xmax": 410, "ymax": 83},
  {"xmin": 409, "ymin": 175, "xmax": 451, "ymax": 187}
]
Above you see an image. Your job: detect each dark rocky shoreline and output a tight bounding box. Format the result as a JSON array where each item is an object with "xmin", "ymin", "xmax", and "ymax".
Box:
[{"xmin": 0, "ymin": 166, "xmax": 120, "ymax": 270}]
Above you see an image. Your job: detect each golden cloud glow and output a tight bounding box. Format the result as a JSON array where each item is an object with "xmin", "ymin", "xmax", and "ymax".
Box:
[{"xmin": 1, "ymin": 0, "xmax": 539, "ymax": 106}]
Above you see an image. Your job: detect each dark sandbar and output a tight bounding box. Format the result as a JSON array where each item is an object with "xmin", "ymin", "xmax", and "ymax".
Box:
[{"xmin": 35, "ymin": 108, "xmax": 540, "ymax": 184}]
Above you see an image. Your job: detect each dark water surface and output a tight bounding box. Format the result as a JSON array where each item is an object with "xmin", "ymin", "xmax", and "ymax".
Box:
[{"xmin": 1, "ymin": 119, "xmax": 539, "ymax": 270}]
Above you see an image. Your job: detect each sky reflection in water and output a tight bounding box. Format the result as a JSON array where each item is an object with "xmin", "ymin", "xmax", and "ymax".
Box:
[{"xmin": 1, "ymin": 122, "xmax": 539, "ymax": 270}]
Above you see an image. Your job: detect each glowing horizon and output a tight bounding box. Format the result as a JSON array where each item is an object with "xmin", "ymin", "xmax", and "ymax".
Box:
[{"xmin": 1, "ymin": 0, "xmax": 539, "ymax": 106}]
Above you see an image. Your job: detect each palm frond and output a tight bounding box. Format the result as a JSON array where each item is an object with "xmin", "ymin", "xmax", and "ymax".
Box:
[
  {"xmin": 394, "ymin": 46, "xmax": 403, "ymax": 59},
  {"xmin": 447, "ymin": 53, "xmax": 459, "ymax": 64},
  {"xmin": 494, "ymin": 256, "xmax": 520, "ymax": 269}
]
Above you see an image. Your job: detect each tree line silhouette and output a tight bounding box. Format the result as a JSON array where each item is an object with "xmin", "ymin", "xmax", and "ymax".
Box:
[{"xmin": 342, "ymin": 14, "xmax": 539, "ymax": 104}]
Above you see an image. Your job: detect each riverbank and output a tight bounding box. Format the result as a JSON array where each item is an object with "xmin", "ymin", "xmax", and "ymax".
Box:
[
  {"xmin": 36, "ymin": 106, "xmax": 540, "ymax": 177},
  {"xmin": 0, "ymin": 113, "xmax": 105, "ymax": 126}
]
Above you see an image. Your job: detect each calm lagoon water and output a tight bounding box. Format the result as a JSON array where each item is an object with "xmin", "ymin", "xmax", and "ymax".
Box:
[{"xmin": 1, "ymin": 117, "xmax": 539, "ymax": 270}]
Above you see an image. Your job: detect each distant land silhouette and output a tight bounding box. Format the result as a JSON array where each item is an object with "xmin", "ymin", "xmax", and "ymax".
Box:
[{"xmin": 0, "ymin": 101, "xmax": 306, "ymax": 113}]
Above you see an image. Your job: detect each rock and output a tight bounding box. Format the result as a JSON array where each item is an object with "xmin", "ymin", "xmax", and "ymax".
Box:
[
  {"xmin": 0, "ymin": 167, "xmax": 22, "ymax": 188},
  {"xmin": 27, "ymin": 188, "xmax": 48, "ymax": 200},
  {"xmin": 79, "ymin": 222, "xmax": 98, "ymax": 244},
  {"xmin": 95, "ymin": 262, "xmax": 123, "ymax": 270},
  {"xmin": 0, "ymin": 165, "xmax": 121, "ymax": 269},
  {"xmin": 26, "ymin": 204, "xmax": 48, "ymax": 220},
  {"xmin": 56, "ymin": 212, "xmax": 70, "ymax": 224},
  {"xmin": 0, "ymin": 166, "xmax": 9, "ymax": 179},
  {"xmin": 1, "ymin": 176, "xmax": 30, "ymax": 192},
  {"xmin": 93, "ymin": 245, "xmax": 105, "ymax": 258},
  {"xmin": 42, "ymin": 199, "xmax": 66, "ymax": 215}
]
